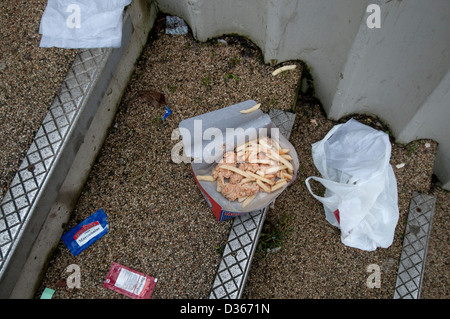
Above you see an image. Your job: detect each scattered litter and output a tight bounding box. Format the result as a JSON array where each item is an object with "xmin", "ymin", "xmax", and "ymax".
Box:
[
  {"xmin": 62, "ymin": 208, "xmax": 108, "ymax": 257},
  {"xmin": 162, "ymin": 106, "xmax": 172, "ymax": 119},
  {"xmin": 272, "ymin": 65, "xmax": 297, "ymax": 76},
  {"xmin": 165, "ymin": 16, "xmax": 188, "ymax": 35},
  {"xmin": 39, "ymin": 0, "xmax": 132, "ymax": 48},
  {"xmin": 240, "ymin": 103, "xmax": 261, "ymax": 114},
  {"xmin": 305, "ymin": 118, "xmax": 399, "ymax": 251},
  {"xmin": 425, "ymin": 142, "xmax": 431, "ymax": 148},
  {"xmin": 103, "ymin": 262, "xmax": 157, "ymax": 299},
  {"xmin": 55, "ymin": 279, "xmax": 66, "ymax": 287},
  {"xmin": 217, "ymin": 39, "xmax": 228, "ymax": 45},
  {"xmin": 40, "ymin": 287, "xmax": 55, "ymax": 299},
  {"xmin": 396, "ymin": 163, "xmax": 406, "ymax": 169},
  {"xmin": 310, "ymin": 119, "xmax": 318, "ymax": 126}
]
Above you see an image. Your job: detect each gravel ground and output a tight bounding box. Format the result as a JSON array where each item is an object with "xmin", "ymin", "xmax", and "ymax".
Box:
[
  {"xmin": 0, "ymin": 0, "xmax": 78, "ymax": 203},
  {"xmin": 33, "ymin": 23, "xmax": 448, "ymax": 299}
]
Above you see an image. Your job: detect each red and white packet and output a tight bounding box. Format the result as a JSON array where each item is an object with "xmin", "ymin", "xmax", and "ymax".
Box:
[{"xmin": 103, "ymin": 262, "xmax": 157, "ymax": 299}]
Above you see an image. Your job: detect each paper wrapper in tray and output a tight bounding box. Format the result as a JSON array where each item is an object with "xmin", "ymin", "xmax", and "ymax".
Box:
[{"xmin": 179, "ymin": 100, "xmax": 299, "ymax": 221}]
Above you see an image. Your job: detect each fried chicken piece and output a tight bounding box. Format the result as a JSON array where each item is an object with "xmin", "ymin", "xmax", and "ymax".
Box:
[
  {"xmin": 212, "ymin": 151, "xmax": 237, "ymax": 183},
  {"xmin": 229, "ymin": 172, "xmax": 244, "ymax": 184},
  {"xmin": 220, "ymin": 182, "xmax": 259, "ymax": 201},
  {"xmin": 212, "ymin": 151, "xmax": 244, "ymax": 189},
  {"xmin": 238, "ymin": 162, "xmax": 260, "ymax": 173}
]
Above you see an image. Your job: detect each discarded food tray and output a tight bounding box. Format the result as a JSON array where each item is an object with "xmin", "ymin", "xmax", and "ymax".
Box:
[{"xmin": 179, "ymin": 100, "xmax": 299, "ymax": 221}]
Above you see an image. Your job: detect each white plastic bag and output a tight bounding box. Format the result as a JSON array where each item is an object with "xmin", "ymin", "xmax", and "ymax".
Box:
[
  {"xmin": 305, "ymin": 118, "xmax": 399, "ymax": 251},
  {"xmin": 39, "ymin": 0, "xmax": 131, "ymax": 48}
]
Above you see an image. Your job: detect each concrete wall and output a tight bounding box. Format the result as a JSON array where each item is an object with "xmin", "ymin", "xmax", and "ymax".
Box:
[{"xmin": 156, "ymin": 0, "xmax": 450, "ymax": 189}]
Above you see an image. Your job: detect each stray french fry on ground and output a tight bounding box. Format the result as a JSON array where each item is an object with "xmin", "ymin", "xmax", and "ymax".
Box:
[{"xmin": 240, "ymin": 103, "xmax": 261, "ymax": 114}]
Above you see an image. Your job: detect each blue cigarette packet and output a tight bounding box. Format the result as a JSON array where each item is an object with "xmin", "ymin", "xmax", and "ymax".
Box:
[{"xmin": 62, "ymin": 209, "xmax": 108, "ymax": 257}]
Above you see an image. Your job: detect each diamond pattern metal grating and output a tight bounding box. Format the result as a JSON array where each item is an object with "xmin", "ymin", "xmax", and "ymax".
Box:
[
  {"xmin": 210, "ymin": 209, "xmax": 267, "ymax": 299},
  {"xmin": 209, "ymin": 109, "xmax": 296, "ymax": 299},
  {"xmin": 393, "ymin": 191, "xmax": 436, "ymax": 299},
  {"xmin": 0, "ymin": 49, "xmax": 110, "ymax": 275}
]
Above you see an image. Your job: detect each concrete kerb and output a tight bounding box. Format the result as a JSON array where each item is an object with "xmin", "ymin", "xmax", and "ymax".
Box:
[{"xmin": 1, "ymin": 1, "xmax": 157, "ymax": 298}]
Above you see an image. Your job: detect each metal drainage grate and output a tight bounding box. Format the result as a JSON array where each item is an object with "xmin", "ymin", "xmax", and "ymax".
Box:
[
  {"xmin": 209, "ymin": 109, "xmax": 296, "ymax": 299},
  {"xmin": 393, "ymin": 191, "xmax": 436, "ymax": 299}
]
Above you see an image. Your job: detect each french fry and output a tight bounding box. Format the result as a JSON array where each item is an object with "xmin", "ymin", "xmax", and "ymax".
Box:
[
  {"xmin": 196, "ymin": 175, "xmax": 216, "ymax": 181},
  {"xmin": 281, "ymin": 154, "xmax": 293, "ymax": 161},
  {"xmin": 242, "ymin": 193, "xmax": 257, "ymax": 208},
  {"xmin": 266, "ymin": 150, "xmax": 294, "ymax": 171},
  {"xmin": 265, "ymin": 165, "xmax": 287, "ymax": 175},
  {"xmin": 235, "ymin": 142, "xmax": 251, "ymax": 152},
  {"xmin": 278, "ymin": 148, "xmax": 291, "ymax": 155},
  {"xmin": 246, "ymin": 146, "xmax": 264, "ymax": 154},
  {"xmin": 256, "ymin": 179, "xmax": 271, "ymax": 192},
  {"xmin": 238, "ymin": 196, "xmax": 248, "ymax": 203},
  {"xmin": 283, "ymin": 172, "xmax": 293, "ymax": 180},
  {"xmin": 275, "ymin": 178, "xmax": 287, "ymax": 184},
  {"xmin": 240, "ymin": 103, "xmax": 261, "ymax": 114},
  {"xmin": 236, "ymin": 150, "xmax": 245, "ymax": 157},
  {"xmin": 219, "ymin": 165, "xmax": 253, "ymax": 179},
  {"xmin": 258, "ymin": 138, "xmax": 272, "ymax": 150},
  {"xmin": 276, "ymin": 170, "xmax": 284, "ymax": 178},
  {"xmin": 271, "ymin": 139, "xmax": 281, "ymax": 151},
  {"xmin": 272, "ymin": 64, "xmax": 296, "ymax": 76},
  {"xmin": 246, "ymin": 171, "xmax": 275, "ymax": 185},
  {"xmin": 254, "ymin": 159, "xmax": 272, "ymax": 164},
  {"xmin": 240, "ymin": 178, "xmax": 254, "ymax": 184},
  {"xmin": 256, "ymin": 170, "xmax": 265, "ymax": 177}
]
